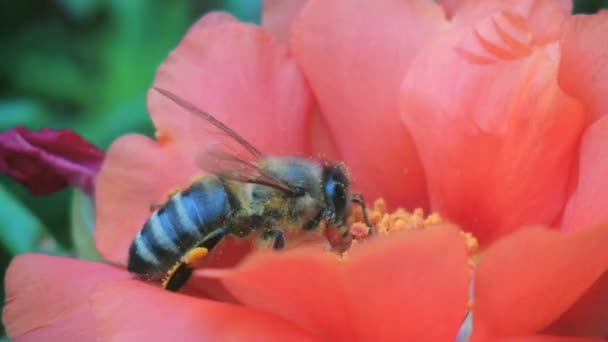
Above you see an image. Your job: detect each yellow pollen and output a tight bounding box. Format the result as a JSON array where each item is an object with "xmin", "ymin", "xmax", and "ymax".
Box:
[
  {"xmin": 346, "ymin": 198, "xmax": 479, "ymax": 256},
  {"xmin": 162, "ymin": 247, "xmax": 209, "ymax": 289},
  {"xmin": 183, "ymin": 247, "xmax": 209, "ymax": 266}
]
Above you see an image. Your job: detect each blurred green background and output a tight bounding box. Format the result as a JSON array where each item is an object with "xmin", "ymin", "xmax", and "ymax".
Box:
[{"xmin": 0, "ymin": 0, "xmax": 606, "ymax": 338}]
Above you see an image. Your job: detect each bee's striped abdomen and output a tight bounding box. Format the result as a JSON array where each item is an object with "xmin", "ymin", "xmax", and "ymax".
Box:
[{"xmin": 127, "ymin": 176, "xmax": 234, "ymax": 278}]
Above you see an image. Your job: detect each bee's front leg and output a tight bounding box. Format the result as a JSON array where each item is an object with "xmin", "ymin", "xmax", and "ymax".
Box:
[
  {"xmin": 262, "ymin": 229, "xmax": 285, "ymax": 249},
  {"xmin": 352, "ymin": 193, "xmax": 374, "ymax": 235}
]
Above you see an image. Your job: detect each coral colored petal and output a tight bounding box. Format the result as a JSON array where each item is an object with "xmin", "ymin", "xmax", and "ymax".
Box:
[
  {"xmin": 203, "ymin": 226, "xmax": 470, "ymax": 340},
  {"xmin": 95, "ymin": 134, "xmax": 197, "ymax": 264},
  {"xmin": 262, "ymin": 0, "xmax": 308, "ymax": 43},
  {"xmin": 195, "ymin": 11, "xmax": 238, "ymax": 28},
  {"xmin": 0, "ymin": 127, "xmax": 103, "ymax": 196},
  {"xmin": 3, "ymin": 254, "xmax": 129, "ymax": 341},
  {"xmin": 150, "ymin": 16, "xmax": 314, "ymax": 164},
  {"xmin": 561, "ymin": 116, "xmax": 608, "ymax": 232},
  {"xmin": 525, "ymin": 0, "xmax": 573, "ymax": 45},
  {"xmin": 473, "ymin": 225, "xmax": 608, "ymax": 339},
  {"xmin": 546, "ymin": 272, "xmax": 608, "ymax": 337},
  {"xmin": 439, "ymin": 0, "xmax": 461, "ymax": 18},
  {"xmin": 92, "ymin": 280, "xmax": 313, "ymax": 341},
  {"xmin": 184, "ymin": 236, "xmax": 253, "ymax": 303},
  {"xmin": 290, "ymin": 0, "xmax": 447, "ymax": 209},
  {"xmin": 400, "ymin": 21, "xmax": 585, "ymax": 243},
  {"xmin": 558, "ymin": 12, "xmax": 608, "ymax": 121},
  {"xmin": 342, "ymin": 226, "xmax": 470, "ymax": 341},
  {"xmin": 448, "ymin": 0, "xmax": 571, "ymax": 47},
  {"xmin": 455, "ymin": 0, "xmax": 572, "ymax": 19},
  {"xmin": 488, "ymin": 336, "xmax": 605, "ymax": 342},
  {"xmin": 208, "ymin": 250, "xmax": 347, "ymax": 341}
]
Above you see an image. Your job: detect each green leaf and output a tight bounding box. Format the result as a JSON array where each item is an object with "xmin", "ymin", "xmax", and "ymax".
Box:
[
  {"xmin": 70, "ymin": 189, "xmax": 102, "ymax": 261},
  {"xmin": 0, "ymin": 185, "xmax": 45, "ymax": 254}
]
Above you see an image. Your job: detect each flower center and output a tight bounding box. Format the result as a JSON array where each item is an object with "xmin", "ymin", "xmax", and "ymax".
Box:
[{"xmin": 346, "ymin": 198, "xmax": 479, "ymax": 256}]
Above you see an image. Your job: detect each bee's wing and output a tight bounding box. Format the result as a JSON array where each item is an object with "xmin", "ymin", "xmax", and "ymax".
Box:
[
  {"xmin": 153, "ymin": 87, "xmax": 262, "ymax": 159},
  {"xmin": 198, "ymin": 149, "xmax": 295, "ymax": 195},
  {"xmin": 153, "ymin": 87, "xmax": 296, "ymax": 195}
]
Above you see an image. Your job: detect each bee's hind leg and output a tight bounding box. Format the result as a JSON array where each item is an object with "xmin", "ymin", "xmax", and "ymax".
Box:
[
  {"xmin": 162, "ymin": 227, "xmax": 228, "ymax": 291},
  {"xmin": 262, "ymin": 229, "xmax": 285, "ymax": 249}
]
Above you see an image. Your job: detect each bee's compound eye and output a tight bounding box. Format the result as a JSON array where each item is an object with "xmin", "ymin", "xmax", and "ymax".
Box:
[{"xmin": 322, "ymin": 163, "xmax": 350, "ymax": 225}]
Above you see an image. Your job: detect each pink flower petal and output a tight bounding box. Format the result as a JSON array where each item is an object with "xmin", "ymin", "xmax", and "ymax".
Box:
[
  {"xmin": 525, "ymin": 0, "xmax": 573, "ymax": 45},
  {"xmin": 203, "ymin": 226, "xmax": 470, "ymax": 340},
  {"xmin": 558, "ymin": 11, "xmax": 608, "ymax": 121},
  {"xmin": 3, "ymin": 253, "xmax": 310, "ymax": 341},
  {"xmin": 473, "ymin": 225, "xmax": 608, "ymax": 339},
  {"xmin": 550, "ymin": 119, "xmax": 608, "ymax": 337},
  {"xmin": 150, "ymin": 16, "xmax": 314, "ymax": 163},
  {"xmin": 290, "ymin": 0, "xmax": 448, "ymax": 209},
  {"xmin": 262, "ymin": 0, "xmax": 308, "ymax": 43},
  {"xmin": 400, "ymin": 15, "xmax": 585, "ymax": 243},
  {"xmin": 448, "ymin": 1, "xmax": 571, "ymax": 47},
  {"xmin": 195, "ymin": 11, "xmax": 238, "ymax": 28},
  {"xmin": 95, "ymin": 134, "xmax": 197, "ymax": 265},
  {"xmin": 0, "ymin": 127, "xmax": 103, "ymax": 196},
  {"xmin": 93, "ymin": 280, "xmax": 313, "ymax": 341},
  {"xmin": 439, "ymin": 0, "xmax": 462, "ymax": 18},
  {"xmin": 561, "ymin": 116, "xmax": 608, "ymax": 232},
  {"xmin": 3, "ymin": 254, "xmax": 129, "ymax": 341},
  {"xmin": 449, "ymin": 0, "xmax": 571, "ymax": 27}
]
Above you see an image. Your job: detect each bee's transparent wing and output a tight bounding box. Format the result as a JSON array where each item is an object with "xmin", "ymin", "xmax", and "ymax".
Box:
[
  {"xmin": 198, "ymin": 149, "xmax": 295, "ymax": 195},
  {"xmin": 153, "ymin": 87, "xmax": 262, "ymax": 158},
  {"xmin": 153, "ymin": 87, "xmax": 296, "ymax": 195}
]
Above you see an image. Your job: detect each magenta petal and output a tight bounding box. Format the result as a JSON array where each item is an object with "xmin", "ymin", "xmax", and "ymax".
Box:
[{"xmin": 0, "ymin": 127, "xmax": 103, "ymax": 196}]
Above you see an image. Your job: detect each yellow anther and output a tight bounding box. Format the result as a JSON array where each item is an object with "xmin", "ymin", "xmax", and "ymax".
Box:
[{"xmin": 346, "ymin": 197, "xmax": 479, "ymax": 258}]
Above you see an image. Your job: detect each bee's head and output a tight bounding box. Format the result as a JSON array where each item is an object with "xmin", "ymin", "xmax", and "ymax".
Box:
[
  {"xmin": 254, "ymin": 158, "xmax": 352, "ymax": 229},
  {"xmin": 321, "ymin": 162, "xmax": 352, "ymax": 226}
]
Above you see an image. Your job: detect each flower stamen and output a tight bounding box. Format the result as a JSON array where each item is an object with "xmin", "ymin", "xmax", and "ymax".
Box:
[{"xmin": 347, "ymin": 198, "xmax": 479, "ymax": 256}]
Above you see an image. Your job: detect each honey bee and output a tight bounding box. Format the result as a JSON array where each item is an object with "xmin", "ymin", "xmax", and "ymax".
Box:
[{"xmin": 127, "ymin": 87, "xmax": 371, "ymax": 291}]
